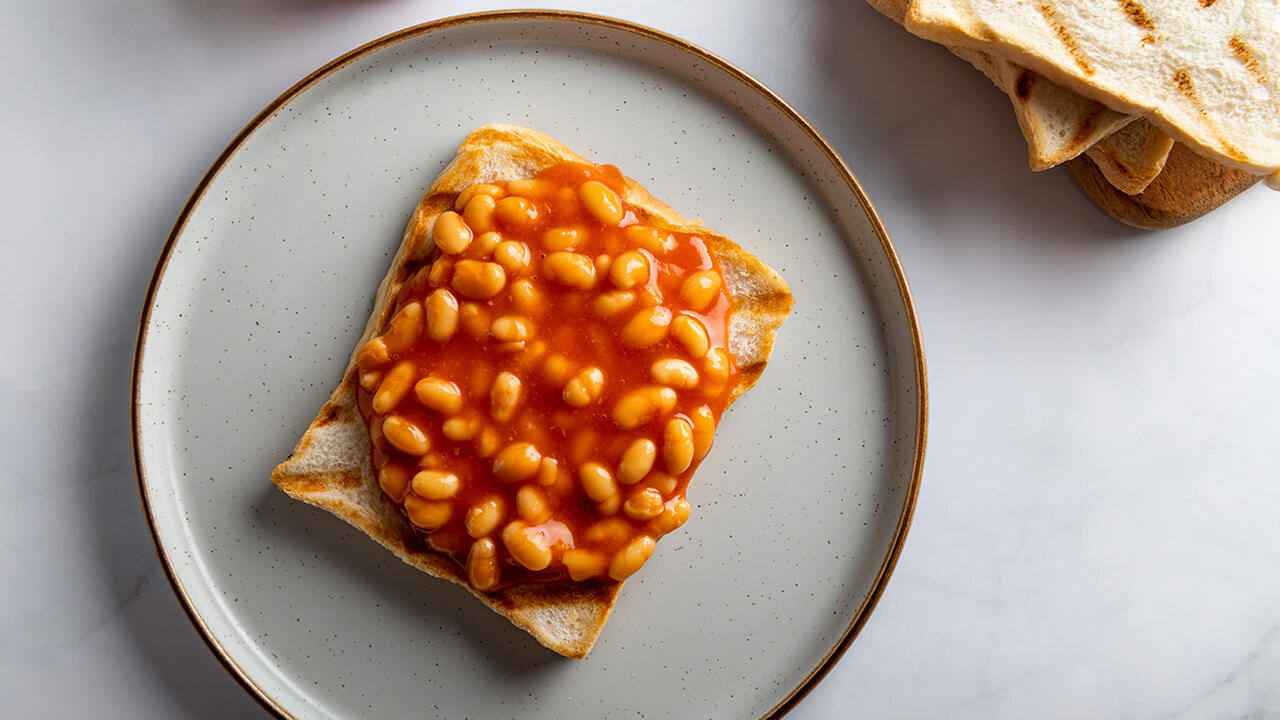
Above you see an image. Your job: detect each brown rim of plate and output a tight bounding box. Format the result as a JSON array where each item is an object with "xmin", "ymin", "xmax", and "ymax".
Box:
[{"xmin": 130, "ymin": 9, "xmax": 928, "ymax": 719}]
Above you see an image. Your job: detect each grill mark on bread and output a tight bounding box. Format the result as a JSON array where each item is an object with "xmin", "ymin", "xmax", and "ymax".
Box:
[
  {"xmin": 971, "ymin": 22, "xmax": 1000, "ymax": 42},
  {"xmin": 1173, "ymin": 69, "xmax": 1202, "ymax": 110},
  {"xmin": 1068, "ymin": 110, "xmax": 1102, "ymax": 152},
  {"xmin": 1172, "ymin": 69, "xmax": 1249, "ymax": 162},
  {"xmin": 1014, "ymin": 69, "xmax": 1038, "ymax": 100},
  {"xmin": 1115, "ymin": 0, "xmax": 1157, "ymax": 44},
  {"xmin": 1199, "ymin": 0, "xmax": 1219, "ymax": 7},
  {"xmin": 279, "ymin": 470, "xmax": 365, "ymax": 492},
  {"xmin": 1111, "ymin": 152, "xmax": 1137, "ymax": 176},
  {"xmin": 1037, "ymin": 3, "xmax": 1095, "ymax": 75},
  {"xmin": 316, "ymin": 402, "xmax": 345, "ymax": 427},
  {"xmin": 1229, "ymin": 36, "xmax": 1268, "ymax": 84}
]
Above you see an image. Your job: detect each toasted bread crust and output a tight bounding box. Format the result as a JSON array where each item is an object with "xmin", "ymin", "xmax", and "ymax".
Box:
[
  {"xmin": 867, "ymin": 0, "xmax": 1149, "ymax": 172},
  {"xmin": 1084, "ymin": 119, "xmax": 1175, "ymax": 196},
  {"xmin": 271, "ymin": 124, "xmax": 792, "ymax": 658},
  {"xmin": 903, "ymin": 0, "xmax": 1280, "ymax": 180}
]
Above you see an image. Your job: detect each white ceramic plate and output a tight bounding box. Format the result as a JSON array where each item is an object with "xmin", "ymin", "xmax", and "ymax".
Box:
[{"xmin": 133, "ymin": 11, "xmax": 925, "ymax": 719}]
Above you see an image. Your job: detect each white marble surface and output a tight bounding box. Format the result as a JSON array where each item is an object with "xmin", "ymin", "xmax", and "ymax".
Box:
[{"xmin": 3, "ymin": 0, "xmax": 1278, "ymax": 717}]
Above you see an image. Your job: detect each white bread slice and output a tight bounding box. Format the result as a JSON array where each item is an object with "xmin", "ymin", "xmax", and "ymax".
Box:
[
  {"xmin": 905, "ymin": 0, "xmax": 1280, "ymax": 183},
  {"xmin": 949, "ymin": 46, "xmax": 1139, "ymax": 171},
  {"xmin": 867, "ymin": 0, "xmax": 1143, "ymax": 170},
  {"xmin": 1085, "ymin": 119, "xmax": 1175, "ymax": 195},
  {"xmin": 270, "ymin": 124, "xmax": 793, "ymax": 658},
  {"xmin": 1068, "ymin": 140, "xmax": 1262, "ymax": 228},
  {"xmin": 945, "ymin": 48, "xmax": 1177, "ymax": 192}
]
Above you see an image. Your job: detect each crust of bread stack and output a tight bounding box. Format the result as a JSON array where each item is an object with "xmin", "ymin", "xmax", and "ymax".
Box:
[
  {"xmin": 869, "ymin": 0, "xmax": 1278, "ymax": 211},
  {"xmin": 868, "ymin": 0, "xmax": 1173, "ymax": 194},
  {"xmin": 269, "ymin": 124, "xmax": 793, "ymax": 658},
  {"xmin": 903, "ymin": 0, "xmax": 1280, "ymax": 189}
]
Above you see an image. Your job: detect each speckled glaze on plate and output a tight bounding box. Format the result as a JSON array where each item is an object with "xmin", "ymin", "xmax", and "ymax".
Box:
[{"xmin": 132, "ymin": 11, "xmax": 926, "ymax": 719}]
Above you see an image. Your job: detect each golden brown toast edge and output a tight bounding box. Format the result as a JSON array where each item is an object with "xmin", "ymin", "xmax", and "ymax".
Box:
[{"xmin": 270, "ymin": 124, "xmax": 793, "ymax": 658}]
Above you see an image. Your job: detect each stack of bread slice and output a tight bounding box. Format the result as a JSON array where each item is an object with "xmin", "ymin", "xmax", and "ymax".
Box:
[{"xmin": 868, "ymin": 0, "xmax": 1277, "ymax": 223}]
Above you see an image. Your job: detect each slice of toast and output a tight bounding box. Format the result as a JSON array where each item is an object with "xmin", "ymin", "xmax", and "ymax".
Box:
[
  {"xmin": 868, "ymin": 0, "xmax": 1177, "ymax": 195},
  {"xmin": 904, "ymin": 0, "xmax": 1280, "ymax": 182},
  {"xmin": 1084, "ymin": 119, "xmax": 1174, "ymax": 196},
  {"xmin": 270, "ymin": 124, "xmax": 793, "ymax": 658},
  {"xmin": 949, "ymin": 50, "xmax": 1176, "ymax": 194},
  {"xmin": 866, "ymin": 0, "xmax": 1147, "ymax": 171},
  {"xmin": 1067, "ymin": 141, "xmax": 1262, "ymax": 230},
  {"xmin": 947, "ymin": 45, "xmax": 1136, "ymax": 171}
]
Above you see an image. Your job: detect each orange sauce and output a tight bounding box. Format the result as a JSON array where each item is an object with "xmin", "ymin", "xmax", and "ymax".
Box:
[{"xmin": 355, "ymin": 161, "xmax": 736, "ymax": 588}]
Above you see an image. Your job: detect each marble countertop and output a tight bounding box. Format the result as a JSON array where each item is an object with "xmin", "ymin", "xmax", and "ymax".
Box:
[{"xmin": 5, "ymin": 1, "xmax": 1278, "ymax": 717}]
